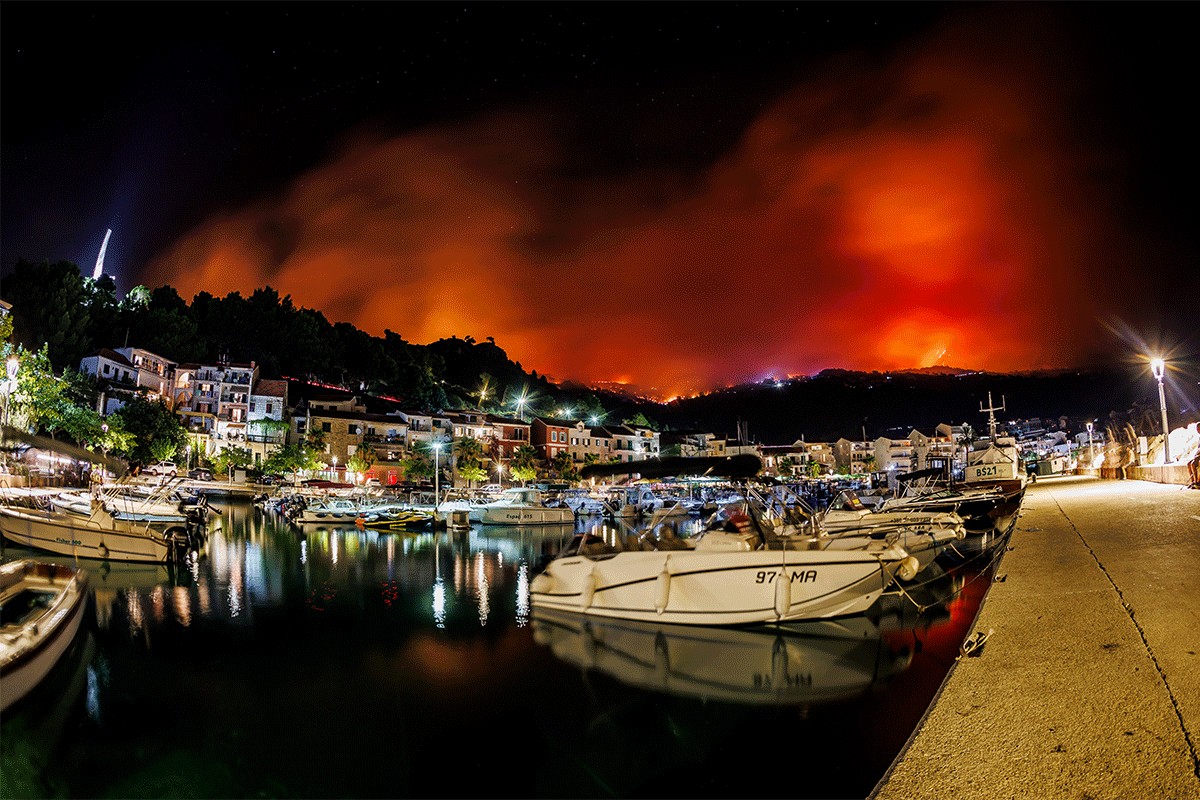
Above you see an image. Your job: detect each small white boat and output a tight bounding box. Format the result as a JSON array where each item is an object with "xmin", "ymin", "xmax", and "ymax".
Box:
[
  {"xmin": 0, "ymin": 502, "xmax": 186, "ymax": 563},
  {"xmin": 478, "ymin": 488, "xmax": 575, "ymax": 526},
  {"xmin": 530, "ymin": 522, "xmax": 912, "ymax": 626},
  {"xmin": 0, "ymin": 560, "xmax": 90, "ymax": 712},
  {"xmin": 289, "ymin": 497, "xmax": 365, "ymax": 525},
  {"xmin": 531, "ymin": 455, "xmax": 919, "ymax": 626}
]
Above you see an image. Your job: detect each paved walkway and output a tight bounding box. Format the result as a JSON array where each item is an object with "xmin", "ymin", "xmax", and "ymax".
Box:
[{"xmin": 873, "ymin": 475, "xmax": 1200, "ymax": 800}]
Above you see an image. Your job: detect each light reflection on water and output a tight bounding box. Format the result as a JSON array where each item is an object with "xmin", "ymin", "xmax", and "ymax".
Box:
[{"xmin": 0, "ymin": 501, "xmax": 1000, "ymax": 799}]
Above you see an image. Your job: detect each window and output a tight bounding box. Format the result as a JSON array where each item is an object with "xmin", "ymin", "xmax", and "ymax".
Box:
[
  {"xmin": 250, "ymin": 402, "xmax": 257, "ymax": 412},
  {"xmin": 102, "ymin": 364, "xmax": 110, "ymax": 375},
  {"xmin": 349, "ymin": 424, "xmax": 356, "ymax": 434},
  {"xmin": 322, "ymin": 422, "xmax": 332, "ymax": 433},
  {"xmin": 266, "ymin": 403, "xmax": 273, "ymax": 414}
]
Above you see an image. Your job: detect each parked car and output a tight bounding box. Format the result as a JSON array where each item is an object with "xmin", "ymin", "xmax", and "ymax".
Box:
[
  {"xmin": 188, "ymin": 468, "xmax": 214, "ymax": 481},
  {"xmin": 143, "ymin": 461, "xmax": 178, "ymax": 477}
]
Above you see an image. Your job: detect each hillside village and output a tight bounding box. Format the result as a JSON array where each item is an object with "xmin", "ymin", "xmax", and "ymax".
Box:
[{"xmin": 70, "ymin": 343, "xmax": 1110, "ymax": 488}]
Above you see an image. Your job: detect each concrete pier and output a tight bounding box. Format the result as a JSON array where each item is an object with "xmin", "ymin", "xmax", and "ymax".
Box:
[{"xmin": 873, "ymin": 475, "xmax": 1200, "ymax": 800}]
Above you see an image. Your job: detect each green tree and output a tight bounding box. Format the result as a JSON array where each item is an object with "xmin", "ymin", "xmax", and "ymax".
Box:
[
  {"xmin": 7, "ymin": 345, "xmax": 73, "ymax": 437},
  {"xmin": 777, "ymin": 456, "xmax": 795, "ymax": 477},
  {"xmin": 212, "ymin": 445, "xmax": 253, "ymax": 479},
  {"xmin": 113, "ymin": 395, "xmax": 186, "ymax": 465},
  {"xmin": 5, "ymin": 259, "xmax": 93, "ymax": 370},
  {"xmin": 453, "ymin": 435, "xmax": 486, "ymax": 487},
  {"xmin": 622, "ymin": 412, "xmax": 658, "ymax": 431},
  {"xmin": 957, "ymin": 423, "xmax": 977, "ymax": 471},
  {"xmin": 808, "ymin": 460, "xmax": 823, "ymax": 478},
  {"xmin": 263, "ymin": 443, "xmax": 322, "ymax": 482},
  {"xmin": 509, "ymin": 444, "xmax": 539, "ymax": 484},
  {"xmin": 402, "ymin": 441, "xmax": 435, "ymax": 482},
  {"xmin": 550, "ymin": 451, "xmax": 580, "ymax": 483},
  {"xmin": 346, "ymin": 448, "xmax": 377, "ymax": 478}
]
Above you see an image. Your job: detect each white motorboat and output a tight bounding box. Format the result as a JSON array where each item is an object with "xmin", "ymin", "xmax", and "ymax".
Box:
[
  {"xmin": 530, "ymin": 521, "xmax": 912, "ymax": 626},
  {"xmin": 478, "ymin": 488, "xmax": 574, "ymax": 526},
  {"xmin": 0, "ymin": 486, "xmax": 202, "ymax": 563},
  {"xmin": 531, "ymin": 606, "xmax": 912, "ymax": 705},
  {"xmin": 288, "ymin": 497, "xmax": 365, "ymax": 525},
  {"xmin": 819, "ymin": 489, "xmax": 966, "ymax": 573},
  {"xmin": 531, "ymin": 455, "xmax": 919, "ymax": 626},
  {"xmin": 0, "ymin": 560, "xmax": 90, "ymax": 712}
]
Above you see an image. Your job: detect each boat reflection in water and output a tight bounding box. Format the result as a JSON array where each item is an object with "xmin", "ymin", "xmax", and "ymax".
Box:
[
  {"xmin": 532, "ymin": 606, "xmax": 916, "ymax": 705},
  {"xmin": 531, "ymin": 550, "xmax": 976, "ymax": 709}
]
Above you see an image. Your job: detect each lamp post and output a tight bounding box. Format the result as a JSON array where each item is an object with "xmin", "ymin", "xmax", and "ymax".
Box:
[
  {"xmin": 332, "ymin": 455, "xmax": 338, "ymax": 481},
  {"xmin": 495, "ymin": 460, "xmax": 504, "ymax": 488},
  {"xmin": 1086, "ymin": 421, "xmax": 1094, "ymax": 465},
  {"xmin": 1151, "ymin": 358, "xmax": 1170, "ymax": 464},
  {"xmin": 3, "ymin": 355, "xmax": 18, "ymax": 431},
  {"xmin": 431, "ymin": 440, "xmax": 443, "ymax": 514}
]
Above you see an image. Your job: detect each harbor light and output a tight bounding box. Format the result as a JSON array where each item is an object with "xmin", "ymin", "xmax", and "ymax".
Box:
[
  {"xmin": 1149, "ymin": 356, "xmax": 1170, "ymax": 464},
  {"xmin": 432, "ymin": 441, "xmax": 443, "ymax": 511}
]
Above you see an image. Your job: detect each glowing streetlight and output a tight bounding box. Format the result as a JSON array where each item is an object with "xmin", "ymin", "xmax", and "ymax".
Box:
[
  {"xmin": 589, "ymin": 415, "xmax": 600, "ymax": 426},
  {"xmin": 1086, "ymin": 421, "xmax": 1094, "ymax": 464},
  {"xmin": 495, "ymin": 460, "xmax": 504, "ymax": 487},
  {"xmin": 432, "ymin": 440, "xmax": 443, "ymax": 513},
  {"xmin": 332, "ymin": 455, "xmax": 338, "ymax": 480},
  {"xmin": 2, "ymin": 355, "xmax": 17, "ymax": 432},
  {"xmin": 1150, "ymin": 357, "xmax": 1170, "ymax": 464}
]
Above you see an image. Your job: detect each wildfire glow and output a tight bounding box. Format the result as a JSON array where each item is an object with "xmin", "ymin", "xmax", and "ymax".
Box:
[{"xmin": 146, "ymin": 10, "xmax": 1131, "ymax": 397}]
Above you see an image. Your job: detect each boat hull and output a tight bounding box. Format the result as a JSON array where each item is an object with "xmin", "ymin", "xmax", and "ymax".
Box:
[
  {"xmin": 0, "ymin": 507, "xmax": 171, "ymax": 563},
  {"xmin": 531, "ymin": 545, "xmax": 907, "ymax": 626},
  {"xmin": 480, "ymin": 506, "xmax": 574, "ymax": 526},
  {"xmin": 0, "ymin": 561, "xmax": 90, "ymax": 712}
]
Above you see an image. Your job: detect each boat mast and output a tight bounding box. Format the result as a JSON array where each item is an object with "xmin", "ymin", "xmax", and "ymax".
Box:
[{"xmin": 980, "ymin": 392, "xmax": 1005, "ymax": 442}]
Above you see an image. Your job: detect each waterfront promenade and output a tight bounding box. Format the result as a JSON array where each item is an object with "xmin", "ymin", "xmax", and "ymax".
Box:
[{"xmin": 874, "ymin": 475, "xmax": 1200, "ymax": 800}]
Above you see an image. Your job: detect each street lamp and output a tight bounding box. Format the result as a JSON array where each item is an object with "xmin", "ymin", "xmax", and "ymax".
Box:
[
  {"xmin": 2, "ymin": 355, "xmax": 18, "ymax": 431},
  {"xmin": 332, "ymin": 455, "xmax": 338, "ymax": 480},
  {"xmin": 1086, "ymin": 421, "xmax": 1094, "ymax": 465},
  {"xmin": 1150, "ymin": 357, "xmax": 1170, "ymax": 464},
  {"xmin": 495, "ymin": 460, "xmax": 504, "ymax": 487},
  {"xmin": 432, "ymin": 441, "xmax": 443, "ymax": 512}
]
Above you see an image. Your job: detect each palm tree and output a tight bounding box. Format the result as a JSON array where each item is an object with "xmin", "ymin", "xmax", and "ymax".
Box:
[
  {"xmin": 957, "ymin": 423, "xmax": 977, "ymax": 474},
  {"xmin": 509, "ymin": 444, "xmax": 539, "ymax": 485},
  {"xmin": 453, "ymin": 435, "xmax": 487, "ymax": 488}
]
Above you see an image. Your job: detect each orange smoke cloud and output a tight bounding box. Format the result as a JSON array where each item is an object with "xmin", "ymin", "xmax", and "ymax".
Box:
[{"xmin": 146, "ymin": 9, "xmax": 1124, "ymax": 397}]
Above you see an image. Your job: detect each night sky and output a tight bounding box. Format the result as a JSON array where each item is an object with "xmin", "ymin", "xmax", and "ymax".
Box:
[{"xmin": 3, "ymin": 2, "xmax": 1197, "ymax": 397}]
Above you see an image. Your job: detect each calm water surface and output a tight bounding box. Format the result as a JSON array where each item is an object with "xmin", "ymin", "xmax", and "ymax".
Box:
[{"xmin": 1, "ymin": 500, "xmax": 1005, "ymax": 799}]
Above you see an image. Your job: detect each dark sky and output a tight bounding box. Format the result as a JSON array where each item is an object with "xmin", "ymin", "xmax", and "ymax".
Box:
[{"xmin": 3, "ymin": 2, "xmax": 1197, "ymax": 395}]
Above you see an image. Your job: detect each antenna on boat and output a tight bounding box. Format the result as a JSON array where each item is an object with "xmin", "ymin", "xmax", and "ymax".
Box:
[{"xmin": 979, "ymin": 392, "xmax": 1005, "ymax": 442}]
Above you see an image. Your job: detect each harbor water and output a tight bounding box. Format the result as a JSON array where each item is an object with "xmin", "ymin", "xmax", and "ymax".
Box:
[{"xmin": 1, "ymin": 499, "xmax": 1005, "ymax": 799}]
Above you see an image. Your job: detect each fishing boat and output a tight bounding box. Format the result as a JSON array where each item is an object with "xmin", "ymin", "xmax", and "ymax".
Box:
[
  {"xmin": 0, "ymin": 560, "xmax": 90, "ymax": 712},
  {"xmin": 530, "ymin": 456, "xmax": 918, "ymax": 626},
  {"xmin": 477, "ymin": 488, "xmax": 574, "ymax": 526}
]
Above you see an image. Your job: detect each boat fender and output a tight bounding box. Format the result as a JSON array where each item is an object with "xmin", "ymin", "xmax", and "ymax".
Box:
[
  {"xmin": 580, "ymin": 570, "xmax": 596, "ymax": 609},
  {"xmin": 98, "ymin": 543, "xmax": 109, "ymax": 560},
  {"xmin": 654, "ymin": 557, "xmax": 671, "ymax": 614},
  {"xmin": 530, "ymin": 572, "xmax": 553, "ymax": 595},
  {"xmin": 898, "ymin": 555, "xmax": 921, "ymax": 582},
  {"xmin": 774, "ymin": 570, "xmax": 791, "ymax": 618}
]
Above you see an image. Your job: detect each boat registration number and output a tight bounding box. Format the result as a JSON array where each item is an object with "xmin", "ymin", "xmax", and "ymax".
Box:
[
  {"xmin": 55, "ymin": 536, "xmax": 84, "ymax": 546},
  {"xmin": 971, "ymin": 465, "xmax": 1000, "ymax": 478},
  {"xmin": 755, "ymin": 570, "xmax": 818, "ymax": 584}
]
